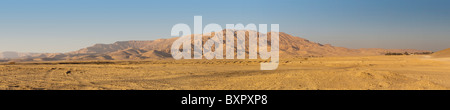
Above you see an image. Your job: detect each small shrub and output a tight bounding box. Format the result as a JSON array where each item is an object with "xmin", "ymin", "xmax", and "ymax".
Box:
[
  {"xmin": 385, "ymin": 52, "xmax": 404, "ymax": 55},
  {"xmin": 8, "ymin": 62, "xmax": 16, "ymax": 65},
  {"xmin": 404, "ymin": 52, "xmax": 409, "ymax": 55}
]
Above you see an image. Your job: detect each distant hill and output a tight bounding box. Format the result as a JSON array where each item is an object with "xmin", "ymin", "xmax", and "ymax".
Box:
[
  {"xmin": 0, "ymin": 51, "xmax": 42, "ymax": 59},
  {"xmin": 432, "ymin": 48, "xmax": 450, "ymax": 58},
  {"xmin": 3, "ymin": 30, "xmax": 431, "ymax": 62}
]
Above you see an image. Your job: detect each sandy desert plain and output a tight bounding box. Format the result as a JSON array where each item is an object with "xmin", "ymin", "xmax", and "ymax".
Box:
[{"xmin": 1, "ymin": 55, "xmax": 450, "ymax": 90}]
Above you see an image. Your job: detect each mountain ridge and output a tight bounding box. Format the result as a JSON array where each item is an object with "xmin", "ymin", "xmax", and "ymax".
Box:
[{"xmin": 2, "ymin": 30, "xmax": 432, "ymax": 62}]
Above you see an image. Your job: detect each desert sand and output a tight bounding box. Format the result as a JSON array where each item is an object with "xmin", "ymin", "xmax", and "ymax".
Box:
[
  {"xmin": 1, "ymin": 55, "xmax": 450, "ymax": 90},
  {"xmin": 432, "ymin": 48, "xmax": 450, "ymax": 58}
]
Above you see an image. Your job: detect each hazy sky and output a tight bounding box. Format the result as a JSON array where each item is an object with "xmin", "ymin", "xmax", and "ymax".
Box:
[{"xmin": 0, "ymin": 0, "xmax": 449, "ymax": 53}]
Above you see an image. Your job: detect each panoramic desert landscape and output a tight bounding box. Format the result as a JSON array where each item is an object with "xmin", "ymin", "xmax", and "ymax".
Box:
[
  {"xmin": 1, "ymin": 30, "xmax": 449, "ymax": 90},
  {"xmin": 1, "ymin": 54, "xmax": 450, "ymax": 90}
]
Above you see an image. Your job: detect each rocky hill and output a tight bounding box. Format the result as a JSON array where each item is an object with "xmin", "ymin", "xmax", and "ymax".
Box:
[
  {"xmin": 432, "ymin": 48, "xmax": 450, "ymax": 58},
  {"xmin": 4, "ymin": 30, "xmax": 431, "ymax": 61}
]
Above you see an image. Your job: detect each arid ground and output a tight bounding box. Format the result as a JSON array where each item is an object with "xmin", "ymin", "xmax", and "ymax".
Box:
[{"xmin": 1, "ymin": 55, "xmax": 450, "ymax": 90}]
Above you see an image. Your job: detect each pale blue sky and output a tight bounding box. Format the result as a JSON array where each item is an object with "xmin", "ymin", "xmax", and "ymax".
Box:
[{"xmin": 0, "ymin": 0, "xmax": 449, "ymax": 53}]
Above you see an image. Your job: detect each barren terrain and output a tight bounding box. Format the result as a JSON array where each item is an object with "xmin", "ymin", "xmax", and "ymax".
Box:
[{"xmin": 1, "ymin": 55, "xmax": 449, "ymax": 90}]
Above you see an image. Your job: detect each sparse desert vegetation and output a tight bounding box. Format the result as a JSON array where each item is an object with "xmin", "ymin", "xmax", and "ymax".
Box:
[
  {"xmin": 0, "ymin": 31, "xmax": 447, "ymax": 90},
  {"xmin": 1, "ymin": 55, "xmax": 450, "ymax": 90}
]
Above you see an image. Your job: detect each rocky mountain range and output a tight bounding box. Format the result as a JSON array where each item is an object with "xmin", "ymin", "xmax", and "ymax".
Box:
[{"xmin": 2, "ymin": 30, "xmax": 431, "ymax": 62}]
